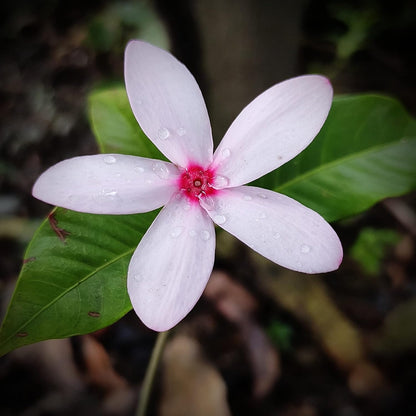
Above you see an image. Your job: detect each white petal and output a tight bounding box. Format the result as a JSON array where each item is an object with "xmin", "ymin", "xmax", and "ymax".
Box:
[
  {"xmin": 33, "ymin": 154, "xmax": 180, "ymax": 214},
  {"xmin": 204, "ymin": 186, "xmax": 342, "ymax": 273},
  {"xmin": 127, "ymin": 195, "xmax": 215, "ymax": 331},
  {"xmin": 212, "ymin": 75, "xmax": 333, "ymax": 187},
  {"xmin": 125, "ymin": 40, "xmax": 213, "ymax": 168}
]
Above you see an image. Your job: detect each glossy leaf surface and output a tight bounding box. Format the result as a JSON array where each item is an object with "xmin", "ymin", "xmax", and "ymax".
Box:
[
  {"xmin": 255, "ymin": 95, "xmax": 416, "ymax": 221},
  {"xmin": 88, "ymin": 86, "xmax": 165, "ymax": 159},
  {"xmin": 0, "ymin": 209, "xmax": 157, "ymax": 356},
  {"xmin": 2, "ymin": 89, "xmax": 416, "ymax": 355}
]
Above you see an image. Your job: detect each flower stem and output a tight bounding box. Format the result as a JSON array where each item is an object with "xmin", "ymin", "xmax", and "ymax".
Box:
[{"xmin": 136, "ymin": 330, "xmax": 169, "ymax": 416}]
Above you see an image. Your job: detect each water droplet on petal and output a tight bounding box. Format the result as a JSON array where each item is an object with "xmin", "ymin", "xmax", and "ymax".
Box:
[
  {"xmin": 183, "ymin": 202, "xmax": 191, "ymax": 211},
  {"xmin": 152, "ymin": 162, "xmax": 170, "ymax": 179},
  {"xmin": 103, "ymin": 155, "xmax": 116, "ymax": 164},
  {"xmin": 115, "ymin": 172, "xmax": 121, "ymax": 178},
  {"xmin": 134, "ymin": 273, "xmax": 144, "ymax": 283},
  {"xmin": 301, "ymin": 244, "xmax": 311, "ymax": 254},
  {"xmin": 243, "ymin": 194, "xmax": 253, "ymax": 201},
  {"xmin": 200, "ymin": 195, "xmax": 216, "ymax": 211},
  {"xmin": 200, "ymin": 230, "xmax": 211, "ymax": 241},
  {"xmin": 176, "ymin": 127, "xmax": 186, "ymax": 136},
  {"xmin": 188, "ymin": 229, "xmax": 197, "ymax": 237},
  {"xmin": 256, "ymin": 212, "xmax": 267, "ymax": 220},
  {"xmin": 158, "ymin": 127, "xmax": 170, "ymax": 140},
  {"xmin": 257, "ymin": 192, "xmax": 267, "ymax": 199},
  {"xmin": 213, "ymin": 214, "xmax": 226, "ymax": 225},
  {"xmin": 221, "ymin": 148, "xmax": 231, "ymax": 158},
  {"xmin": 213, "ymin": 175, "xmax": 229, "ymax": 188},
  {"xmin": 170, "ymin": 226, "xmax": 184, "ymax": 238},
  {"xmin": 135, "ymin": 166, "xmax": 145, "ymax": 173},
  {"xmin": 273, "ymin": 232, "xmax": 281, "ymax": 239},
  {"xmin": 104, "ymin": 190, "xmax": 118, "ymax": 199}
]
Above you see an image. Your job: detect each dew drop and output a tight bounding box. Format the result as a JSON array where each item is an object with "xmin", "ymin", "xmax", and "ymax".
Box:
[
  {"xmin": 104, "ymin": 190, "xmax": 118, "ymax": 199},
  {"xmin": 152, "ymin": 162, "xmax": 170, "ymax": 179},
  {"xmin": 221, "ymin": 148, "xmax": 231, "ymax": 158},
  {"xmin": 177, "ymin": 127, "xmax": 186, "ymax": 136},
  {"xmin": 183, "ymin": 202, "xmax": 191, "ymax": 211},
  {"xmin": 134, "ymin": 273, "xmax": 144, "ymax": 283},
  {"xmin": 256, "ymin": 212, "xmax": 267, "ymax": 220},
  {"xmin": 257, "ymin": 193, "xmax": 268, "ymax": 199},
  {"xmin": 115, "ymin": 172, "xmax": 121, "ymax": 178},
  {"xmin": 200, "ymin": 230, "xmax": 211, "ymax": 241},
  {"xmin": 213, "ymin": 175, "xmax": 229, "ymax": 188},
  {"xmin": 103, "ymin": 155, "xmax": 116, "ymax": 164},
  {"xmin": 243, "ymin": 195, "xmax": 253, "ymax": 201},
  {"xmin": 158, "ymin": 127, "xmax": 170, "ymax": 140},
  {"xmin": 301, "ymin": 244, "xmax": 311, "ymax": 254},
  {"xmin": 170, "ymin": 226, "xmax": 184, "ymax": 238},
  {"xmin": 135, "ymin": 166, "xmax": 145, "ymax": 173},
  {"xmin": 273, "ymin": 232, "xmax": 281, "ymax": 239},
  {"xmin": 200, "ymin": 195, "xmax": 215, "ymax": 211},
  {"xmin": 188, "ymin": 229, "xmax": 197, "ymax": 237},
  {"xmin": 213, "ymin": 214, "xmax": 226, "ymax": 225}
]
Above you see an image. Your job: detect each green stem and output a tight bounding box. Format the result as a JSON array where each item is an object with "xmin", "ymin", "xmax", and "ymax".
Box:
[{"xmin": 136, "ymin": 330, "xmax": 169, "ymax": 416}]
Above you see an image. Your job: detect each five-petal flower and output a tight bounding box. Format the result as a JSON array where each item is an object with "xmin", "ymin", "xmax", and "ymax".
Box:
[{"xmin": 33, "ymin": 40, "xmax": 343, "ymax": 331}]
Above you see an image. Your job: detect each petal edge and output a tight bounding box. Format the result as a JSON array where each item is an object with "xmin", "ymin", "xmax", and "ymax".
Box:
[
  {"xmin": 204, "ymin": 186, "xmax": 342, "ymax": 273},
  {"xmin": 127, "ymin": 195, "xmax": 216, "ymax": 331},
  {"xmin": 212, "ymin": 75, "xmax": 333, "ymax": 187}
]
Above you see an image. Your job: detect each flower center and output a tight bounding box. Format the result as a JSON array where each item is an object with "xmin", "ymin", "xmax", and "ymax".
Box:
[{"xmin": 178, "ymin": 165, "xmax": 217, "ymax": 202}]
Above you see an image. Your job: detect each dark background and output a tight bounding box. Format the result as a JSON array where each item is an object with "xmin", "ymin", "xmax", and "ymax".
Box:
[{"xmin": 1, "ymin": 1, "xmax": 416, "ymax": 415}]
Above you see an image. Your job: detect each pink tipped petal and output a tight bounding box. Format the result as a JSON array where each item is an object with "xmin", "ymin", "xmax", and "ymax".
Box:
[
  {"xmin": 32, "ymin": 154, "xmax": 180, "ymax": 214},
  {"xmin": 127, "ymin": 195, "xmax": 215, "ymax": 331},
  {"xmin": 212, "ymin": 75, "xmax": 333, "ymax": 187},
  {"xmin": 204, "ymin": 186, "xmax": 342, "ymax": 273},
  {"xmin": 125, "ymin": 40, "xmax": 213, "ymax": 168}
]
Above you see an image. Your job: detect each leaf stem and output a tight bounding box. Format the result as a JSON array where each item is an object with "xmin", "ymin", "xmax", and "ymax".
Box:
[{"xmin": 136, "ymin": 330, "xmax": 169, "ymax": 416}]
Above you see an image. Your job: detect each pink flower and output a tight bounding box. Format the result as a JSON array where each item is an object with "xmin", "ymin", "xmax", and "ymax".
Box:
[{"xmin": 33, "ymin": 41, "xmax": 343, "ymax": 331}]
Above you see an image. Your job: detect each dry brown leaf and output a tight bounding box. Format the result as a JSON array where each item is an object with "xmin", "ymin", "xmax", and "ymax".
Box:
[
  {"xmin": 81, "ymin": 334, "xmax": 127, "ymax": 393},
  {"xmin": 253, "ymin": 256, "xmax": 389, "ymax": 396},
  {"xmin": 159, "ymin": 335, "xmax": 231, "ymax": 416},
  {"xmin": 204, "ymin": 270, "xmax": 280, "ymax": 398},
  {"xmin": 11, "ymin": 338, "xmax": 85, "ymax": 392}
]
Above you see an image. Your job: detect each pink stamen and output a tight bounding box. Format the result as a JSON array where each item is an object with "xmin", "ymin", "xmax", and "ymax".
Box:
[{"xmin": 178, "ymin": 164, "xmax": 218, "ymax": 202}]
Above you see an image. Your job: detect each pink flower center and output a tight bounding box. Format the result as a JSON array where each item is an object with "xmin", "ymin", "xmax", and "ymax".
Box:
[{"xmin": 178, "ymin": 165, "xmax": 217, "ymax": 202}]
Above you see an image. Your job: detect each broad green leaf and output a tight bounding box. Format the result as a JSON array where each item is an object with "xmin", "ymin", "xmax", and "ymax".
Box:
[
  {"xmin": 255, "ymin": 95, "xmax": 416, "ymax": 221},
  {"xmin": 0, "ymin": 208, "xmax": 157, "ymax": 356},
  {"xmin": 88, "ymin": 86, "xmax": 165, "ymax": 159}
]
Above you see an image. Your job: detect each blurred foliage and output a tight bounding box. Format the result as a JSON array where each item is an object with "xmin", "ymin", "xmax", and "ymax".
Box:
[
  {"xmin": 375, "ymin": 298, "xmax": 416, "ymax": 355},
  {"xmin": 304, "ymin": 0, "xmax": 416, "ymax": 94},
  {"xmin": 267, "ymin": 320, "xmax": 293, "ymax": 352},
  {"xmin": 0, "ymin": 217, "xmax": 41, "ymax": 242},
  {"xmin": 330, "ymin": 4, "xmax": 378, "ymax": 62},
  {"xmin": 86, "ymin": 1, "xmax": 169, "ymax": 53},
  {"xmin": 350, "ymin": 227, "xmax": 401, "ymax": 275}
]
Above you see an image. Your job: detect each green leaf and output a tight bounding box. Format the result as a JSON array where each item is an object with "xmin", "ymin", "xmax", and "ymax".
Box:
[
  {"xmin": 0, "ymin": 208, "xmax": 157, "ymax": 356},
  {"xmin": 255, "ymin": 95, "xmax": 416, "ymax": 221},
  {"xmin": 350, "ymin": 227, "xmax": 400, "ymax": 275},
  {"xmin": 88, "ymin": 86, "xmax": 165, "ymax": 159}
]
